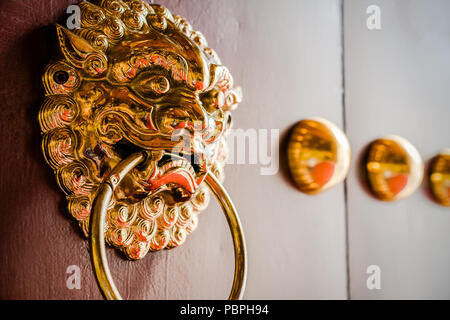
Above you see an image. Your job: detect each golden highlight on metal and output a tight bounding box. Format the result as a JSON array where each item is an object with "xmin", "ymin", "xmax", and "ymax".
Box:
[
  {"xmin": 91, "ymin": 152, "xmax": 247, "ymax": 300},
  {"xmin": 38, "ymin": 0, "xmax": 246, "ymax": 299},
  {"xmin": 287, "ymin": 118, "xmax": 351, "ymax": 194},
  {"xmin": 364, "ymin": 135, "xmax": 423, "ymax": 201},
  {"xmin": 429, "ymin": 149, "xmax": 450, "ymax": 207}
]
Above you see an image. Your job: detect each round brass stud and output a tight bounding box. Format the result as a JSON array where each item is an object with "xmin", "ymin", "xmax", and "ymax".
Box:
[
  {"xmin": 364, "ymin": 135, "xmax": 423, "ymax": 201},
  {"xmin": 429, "ymin": 149, "xmax": 450, "ymax": 207},
  {"xmin": 287, "ymin": 118, "xmax": 351, "ymax": 194}
]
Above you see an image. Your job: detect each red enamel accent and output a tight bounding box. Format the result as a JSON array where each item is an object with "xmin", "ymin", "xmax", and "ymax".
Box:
[
  {"xmin": 172, "ymin": 121, "xmax": 194, "ymax": 130},
  {"xmin": 194, "ymin": 81, "xmax": 204, "ymax": 90},
  {"xmin": 136, "ymin": 231, "xmax": 147, "ymax": 242},
  {"xmin": 115, "ymin": 220, "xmax": 130, "ymax": 228},
  {"xmin": 145, "ymin": 114, "xmax": 156, "ymax": 130},
  {"xmin": 78, "ymin": 208, "xmax": 89, "ymax": 220},
  {"xmin": 117, "ymin": 234, "xmax": 125, "ymax": 245},
  {"xmin": 93, "ymin": 66, "xmax": 105, "ymax": 74},
  {"xmin": 134, "ymin": 58, "xmax": 150, "ymax": 68},
  {"xmin": 126, "ymin": 67, "xmax": 137, "ymax": 78},
  {"xmin": 311, "ymin": 161, "xmax": 335, "ymax": 187},
  {"xmin": 60, "ymin": 108, "xmax": 72, "ymax": 121},
  {"xmin": 387, "ymin": 173, "xmax": 409, "ymax": 195},
  {"xmin": 148, "ymin": 168, "xmax": 197, "ymax": 194},
  {"xmin": 196, "ymin": 175, "xmax": 206, "ymax": 187},
  {"xmin": 130, "ymin": 247, "xmax": 141, "ymax": 258}
]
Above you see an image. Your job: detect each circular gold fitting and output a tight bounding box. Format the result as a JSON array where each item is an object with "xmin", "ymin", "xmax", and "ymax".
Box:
[
  {"xmin": 364, "ymin": 135, "xmax": 423, "ymax": 201},
  {"xmin": 428, "ymin": 149, "xmax": 450, "ymax": 207},
  {"xmin": 287, "ymin": 118, "xmax": 351, "ymax": 194}
]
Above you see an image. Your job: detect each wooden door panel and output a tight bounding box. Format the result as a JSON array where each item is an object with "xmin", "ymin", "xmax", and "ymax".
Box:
[{"xmin": 344, "ymin": 0, "xmax": 450, "ymax": 299}]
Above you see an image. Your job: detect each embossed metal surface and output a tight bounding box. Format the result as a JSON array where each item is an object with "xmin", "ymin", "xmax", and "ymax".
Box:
[
  {"xmin": 39, "ymin": 0, "xmax": 241, "ymax": 260},
  {"xmin": 90, "ymin": 152, "xmax": 247, "ymax": 300},
  {"xmin": 364, "ymin": 135, "xmax": 423, "ymax": 201},
  {"xmin": 287, "ymin": 118, "xmax": 351, "ymax": 194},
  {"xmin": 429, "ymin": 150, "xmax": 450, "ymax": 207}
]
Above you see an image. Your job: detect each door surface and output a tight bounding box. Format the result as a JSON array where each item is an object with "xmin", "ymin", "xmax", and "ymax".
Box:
[
  {"xmin": 0, "ymin": 0, "xmax": 448, "ymax": 300},
  {"xmin": 344, "ymin": 0, "xmax": 450, "ymax": 299}
]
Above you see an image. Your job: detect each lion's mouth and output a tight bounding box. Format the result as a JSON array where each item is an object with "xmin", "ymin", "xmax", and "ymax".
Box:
[
  {"xmin": 137, "ymin": 152, "xmax": 207, "ymax": 198},
  {"xmin": 97, "ymin": 104, "xmax": 212, "ymax": 199}
]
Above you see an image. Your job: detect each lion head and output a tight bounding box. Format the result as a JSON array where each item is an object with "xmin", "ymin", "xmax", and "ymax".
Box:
[{"xmin": 39, "ymin": 0, "xmax": 241, "ymax": 259}]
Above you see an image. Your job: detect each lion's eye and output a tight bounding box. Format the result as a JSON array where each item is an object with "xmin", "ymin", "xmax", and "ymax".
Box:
[
  {"xmin": 200, "ymin": 89, "xmax": 225, "ymax": 114},
  {"xmin": 138, "ymin": 75, "xmax": 170, "ymax": 95}
]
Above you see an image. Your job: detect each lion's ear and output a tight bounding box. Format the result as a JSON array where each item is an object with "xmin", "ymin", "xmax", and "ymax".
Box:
[{"xmin": 56, "ymin": 24, "xmax": 99, "ymax": 68}]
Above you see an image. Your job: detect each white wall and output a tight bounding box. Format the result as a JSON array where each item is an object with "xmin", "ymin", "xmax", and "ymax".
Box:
[{"xmin": 344, "ymin": 0, "xmax": 450, "ymax": 299}]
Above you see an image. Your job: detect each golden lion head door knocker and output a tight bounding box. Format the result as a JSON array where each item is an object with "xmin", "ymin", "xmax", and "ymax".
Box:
[{"xmin": 38, "ymin": 0, "xmax": 246, "ymax": 299}]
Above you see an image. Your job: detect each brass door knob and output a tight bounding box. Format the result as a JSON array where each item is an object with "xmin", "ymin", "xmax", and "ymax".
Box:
[
  {"xmin": 429, "ymin": 150, "xmax": 450, "ymax": 207},
  {"xmin": 38, "ymin": 0, "xmax": 246, "ymax": 300},
  {"xmin": 364, "ymin": 135, "xmax": 423, "ymax": 201},
  {"xmin": 287, "ymin": 118, "xmax": 351, "ymax": 194}
]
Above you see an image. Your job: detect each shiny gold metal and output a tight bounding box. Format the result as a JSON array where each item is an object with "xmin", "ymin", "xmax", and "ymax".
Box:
[
  {"xmin": 365, "ymin": 135, "xmax": 423, "ymax": 201},
  {"xmin": 39, "ymin": 0, "xmax": 241, "ymax": 259},
  {"xmin": 91, "ymin": 152, "xmax": 247, "ymax": 300},
  {"xmin": 287, "ymin": 118, "xmax": 351, "ymax": 194},
  {"xmin": 429, "ymin": 149, "xmax": 450, "ymax": 207},
  {"xmin": 38, "ymin": 0, "xmax": 245, "ymax": 298}
]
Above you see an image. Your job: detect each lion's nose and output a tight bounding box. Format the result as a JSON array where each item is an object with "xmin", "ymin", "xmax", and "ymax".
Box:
[
  {"xmin": 168, "ymin": 102, "xmax": 208, "ymax": 132},
  {"xmin": 154, "ymin": 102, "xmax": 207, "ymax": 135},
  {"xmin": 188, "ymin": 101, "xmax": 208, "ymax": 131}
]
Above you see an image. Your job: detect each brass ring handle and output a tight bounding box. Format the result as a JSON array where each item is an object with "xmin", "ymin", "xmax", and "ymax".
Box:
[
  {"xmin": 204, "ymin": 168, "xmax": 247, "ymax": 300},
  {"xmin": 90, "ymin": 152, "xmax": 247, "ymax": 300}
]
